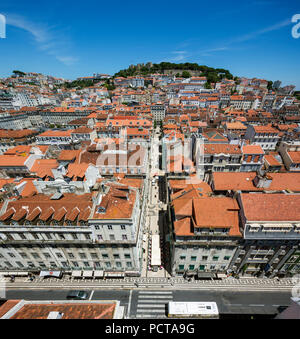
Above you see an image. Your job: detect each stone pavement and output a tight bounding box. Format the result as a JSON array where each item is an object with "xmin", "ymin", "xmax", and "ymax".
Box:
[
  {"xmin": 142, "ymin": 129, "xmax": 168, "ymax": 279},
  {"xmin": 1, "ymin": 276, "xmax": 295, "ymax": 292}
]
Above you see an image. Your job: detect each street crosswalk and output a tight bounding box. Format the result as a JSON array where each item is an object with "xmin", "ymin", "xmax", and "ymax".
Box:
[{"xmin": 135, "ymin": 290, "xmax": 173, "ymax": 319}]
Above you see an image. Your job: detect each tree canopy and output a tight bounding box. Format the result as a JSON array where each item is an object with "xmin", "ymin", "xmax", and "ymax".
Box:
[
  {"xmin": 114, "ymin": 62, "xmax": 234, "ymax": 84},
  {"xmin": 59, "ymin": 79, "xmax": 95, "ymax": 89},
  {"xmin": 12, "ymin": 70, "xmax": 26, "ymax": 77}
]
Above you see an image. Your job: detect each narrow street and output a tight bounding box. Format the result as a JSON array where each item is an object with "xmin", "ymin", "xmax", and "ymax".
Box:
[{"xmin": 141, "ymin": 126, "xmax": 169, "ymax": 279}]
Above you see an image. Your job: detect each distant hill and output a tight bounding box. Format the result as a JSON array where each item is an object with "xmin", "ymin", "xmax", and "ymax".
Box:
[{"xmin": 114, "ymin": 62, "xmax": 234, "ymax": 84}]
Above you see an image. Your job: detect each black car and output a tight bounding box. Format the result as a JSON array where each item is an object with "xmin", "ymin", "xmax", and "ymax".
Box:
[{"xmin": 66, "ymin": 290, "xmax": 89, "ymax": 300}]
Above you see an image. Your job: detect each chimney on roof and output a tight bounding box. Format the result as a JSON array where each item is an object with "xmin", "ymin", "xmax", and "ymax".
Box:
[{"xmin": 253, "ymin": 172, "xmax": 273, "ymax": 189}]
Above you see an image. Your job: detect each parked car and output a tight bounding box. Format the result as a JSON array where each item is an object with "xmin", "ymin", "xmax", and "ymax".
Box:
[{"xmin": 66, "ymin": 290, "xmax": 88, "ymax": 300}]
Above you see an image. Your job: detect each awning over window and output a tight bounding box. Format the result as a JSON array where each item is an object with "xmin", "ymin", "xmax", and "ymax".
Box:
[
  {"xmin": 94, "ymin": 270, "xmax": 104, "ymax": 278},
  {"xmin": 105, "ymin": 272, "xmax": 125, "ymax": 278},
  {"xmin": 82, "ymin": 271, "xmax": 93, "ymax": 278},
  {"xmin": 125, "ymin": 271, "xmax": 139, "ymax": 277},
  {"xmin": 39, "ymin": 271, "xmax": 62, "ymax": 278},
  {"xmin": 4, "ymin": 272, "xmax": 29, "ymax": 277},
  {"xmin": 71, "ymin": 271, "xmax": 82, "ymax": 278},
  {"xmin": 13, "ymin": 272, "xmax": 29, "ymax": 276}
]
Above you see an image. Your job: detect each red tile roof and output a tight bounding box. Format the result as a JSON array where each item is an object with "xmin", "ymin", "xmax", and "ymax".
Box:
[
  {"xmin": 0, "ymin": 301, "xmax": 20, "ymax": 318},
  {"xmin": 0, "ymin": 193, "xmax": 93, "ymax": 223},
  {"xmin": 203, "ymin": 144, "xmax": 242, "ymax": 155},
  {"xmin": 72, "ymin": 127, "xmax": 94, "ymax": 134},
  {"xmin": 4, "ymin": 145, "xmax": 49, "ymax": 156},
  {"xmin": 30, "ymin": 159, "xmax": 59, "ymax": 178},
  {"xmin": 264, "ymin": 154, "xmax": 282, "ymax": 167},
  {"xmin": 0, "ymin": 155, "xmax": 29, "ymax": 167},
  {"xmin": 92, "ymin": 186, "xmax": 137, "ymax": 220},
  {"xmin": 240, "ymin": 194, "xmax": 300, "ymax": 221},
  {"xmin": 0, "ymin": 130, "xmax": 37, "ymax": 139},
  {"xmin": 288, "ymin": 152, "xmax": 300, "ymax": 164},
  {"xmin": 38, "ymin": 130, "xmax": 73, "ymax": 137},
  {"xmin": 172, "ymin": 197, "xmax": 241, "ymax": 237},
  {"xmin": 212, "ymin": 172, "xmax": 300, "ymax": 192},
  {"xmin": 253, "ymin": 125, "xmax": 278, "ymax": 134},
  {"xmin": 58, "ymin": 150, "xmax": 81, "ymax": 162},
  {"xmin": 242, "ymin": 145, "xmax": 265, "ymax": 155},
  {"xmin": 193, "ymin": 197, "xmax": 241, "ymax": 236},
  {"xmin": 66, "ymin": 163, "xmax": 90, "ymax": 179},
  {"xmin": 4, "ymin": 302, "xmax": 116, "ymax": 319}
]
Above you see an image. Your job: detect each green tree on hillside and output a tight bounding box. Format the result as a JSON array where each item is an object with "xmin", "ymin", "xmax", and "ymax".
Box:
[
  {"xmin": 13, "ymin": 70, "xmax": 26, "ymax": 77},
  {"xmin": 267, "ymin": 81, "xmax": 273, "ymax": 91},
  {"xmin": 182, "ymin": 71, "xmax": 191, "ymax": 78},
  {"xmin": 113, "ymin": 62, "xmax": 234, "ymax": 81}
]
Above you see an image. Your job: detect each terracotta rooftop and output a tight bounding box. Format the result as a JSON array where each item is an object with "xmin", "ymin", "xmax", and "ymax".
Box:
[
  {"xmin": 72, "ymin": 127, "xmax": 94, "ymax": 134},
  {"xmin": 212, "ymin": 172, "xmax": 300, "ymax": 192},
  {"xmin": 0, "ymin": 301, "xmax": 116, "ymax": 319},
  {"xmin": 0, "ymin": 155, "xmax": 30, "ymax": 167},
  {"xmin": 240, "ymin": 193, "xmax": 300, "ymax": 221},
  {"xmin": 253, "ymin": 125, "xmax": 279, "ymax": 134},
  {"xmin": 202, "ymin": 130, "xmax": 228, "ymax": 142},
  {"xmin": 172, "ymin": 197, "xmax": 241, "ymax": 237},
  {"xmin": 226, "ymin": 122, "xmax": 247, "ymax": 130},
  {"xmin": 66, "ymin": 163, "xmax": 90, "ymax": 179},
  {"xmin": 126, "ymin": 128, "xmax": 150, "ymax": 137},
  {"xmin": 0, "ymin": 129, "xmax": 37, "ymax": 139},
  {"xmin": 58, "ymin": 149, "xmax": 81, "ymax": 162},
  {"xmin": 174, "ymin": 217, "xmax": 193, "ymax": 236},
  {"xmin": 0, "ymin": 301, "xmax": 20, "ymax": 318},
  {"xmin": 92, "ymin": 186, "xmax": 137, "ymax": 220},
  {"xmin": 4, "ymin": 145, "xmax": 49, "ymax": 156},
  {"xmin": 0, "ymin": 193, "xmax": 93, "ymax": 224},
  {"xmin": 193, "ymin": 197, "xmax": 241, "ymax": 236},
  {"xmin": 171, "ymin": 183, "xmax": 212, "ymax": 200},
  {"xmin": 288, "ymin": 152, "xmax": 300, "ymax": 163},
  {"xmin": 169, "ymin": 178, "xmax": 212, "ymax": 193},
  {"xmin": 203, "ymin": 144, "xmax": 242, "ymax": 155},
  {"xmin": 0, "ymin": 178, "xmax": 15, "ymax": 189},
  {"xmin": 13, "ymin": 178, "xmax": 38, "ymax": 197},
  {"xmin": 30, "ymin": 159, "xmax": 59, "ymax": 178},
  {"xmin": 38, "ymin": 130, "xmax": 73, "ymax": 137},
  {"xmin": 119, "ymin": 178, "xmax": 143, "ymax": 189},
  {"xmin": 264, "ymin": 154, "xmax": 282, "ymax": 167},
  {"xmin": 242, "ymin": 145, "xmax": 265, "ymax": 155}
]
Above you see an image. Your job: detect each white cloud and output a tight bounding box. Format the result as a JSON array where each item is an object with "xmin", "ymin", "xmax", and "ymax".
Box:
[
  {"xmin": 56, "ymin": 56, "xmax": 79, "ymax": 66},
  {"xmin": 6, "ymin": 14, "xmax": 78, "ymax": 66},
  {"xmin": 195, "ymin": 19, "xmax": 291, "ymax": 58},
  {"xmin": 169, "ymin": 50, "xmax": 188, "ymax": 62},
  {"xmin": 228, "ymin": 18, "xmax": 291, "ymax": 44}
]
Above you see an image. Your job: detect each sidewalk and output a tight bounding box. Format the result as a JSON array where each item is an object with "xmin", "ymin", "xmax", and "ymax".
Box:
[
  {"xmin": 143, "ymin": 134, "xmax": 168, "ymax": 279},
  {"xmin": 147, "ymin": 172, "xmax": 166, "ymax": 279},
  {"xmin": 1, "ymin": 276, "xmax": 295, "ymax": 291}
]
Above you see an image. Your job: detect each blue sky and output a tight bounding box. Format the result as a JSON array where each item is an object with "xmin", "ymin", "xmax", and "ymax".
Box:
[{"xmin": 0, "ymin": 0, "xmax": 300, "ymax": 88}]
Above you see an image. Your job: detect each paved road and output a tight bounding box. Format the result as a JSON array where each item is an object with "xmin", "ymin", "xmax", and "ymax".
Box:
[
  {"xmin": 3, "ymin": 288, "xmax": 292, "ymax": 319},
  {"xmin": 129, "ymin": 289, "xmax": 291, "ymax": 318},
  {"xmin": 1, "ymin": 276, "xmax": 294, "ymax": 292}
]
